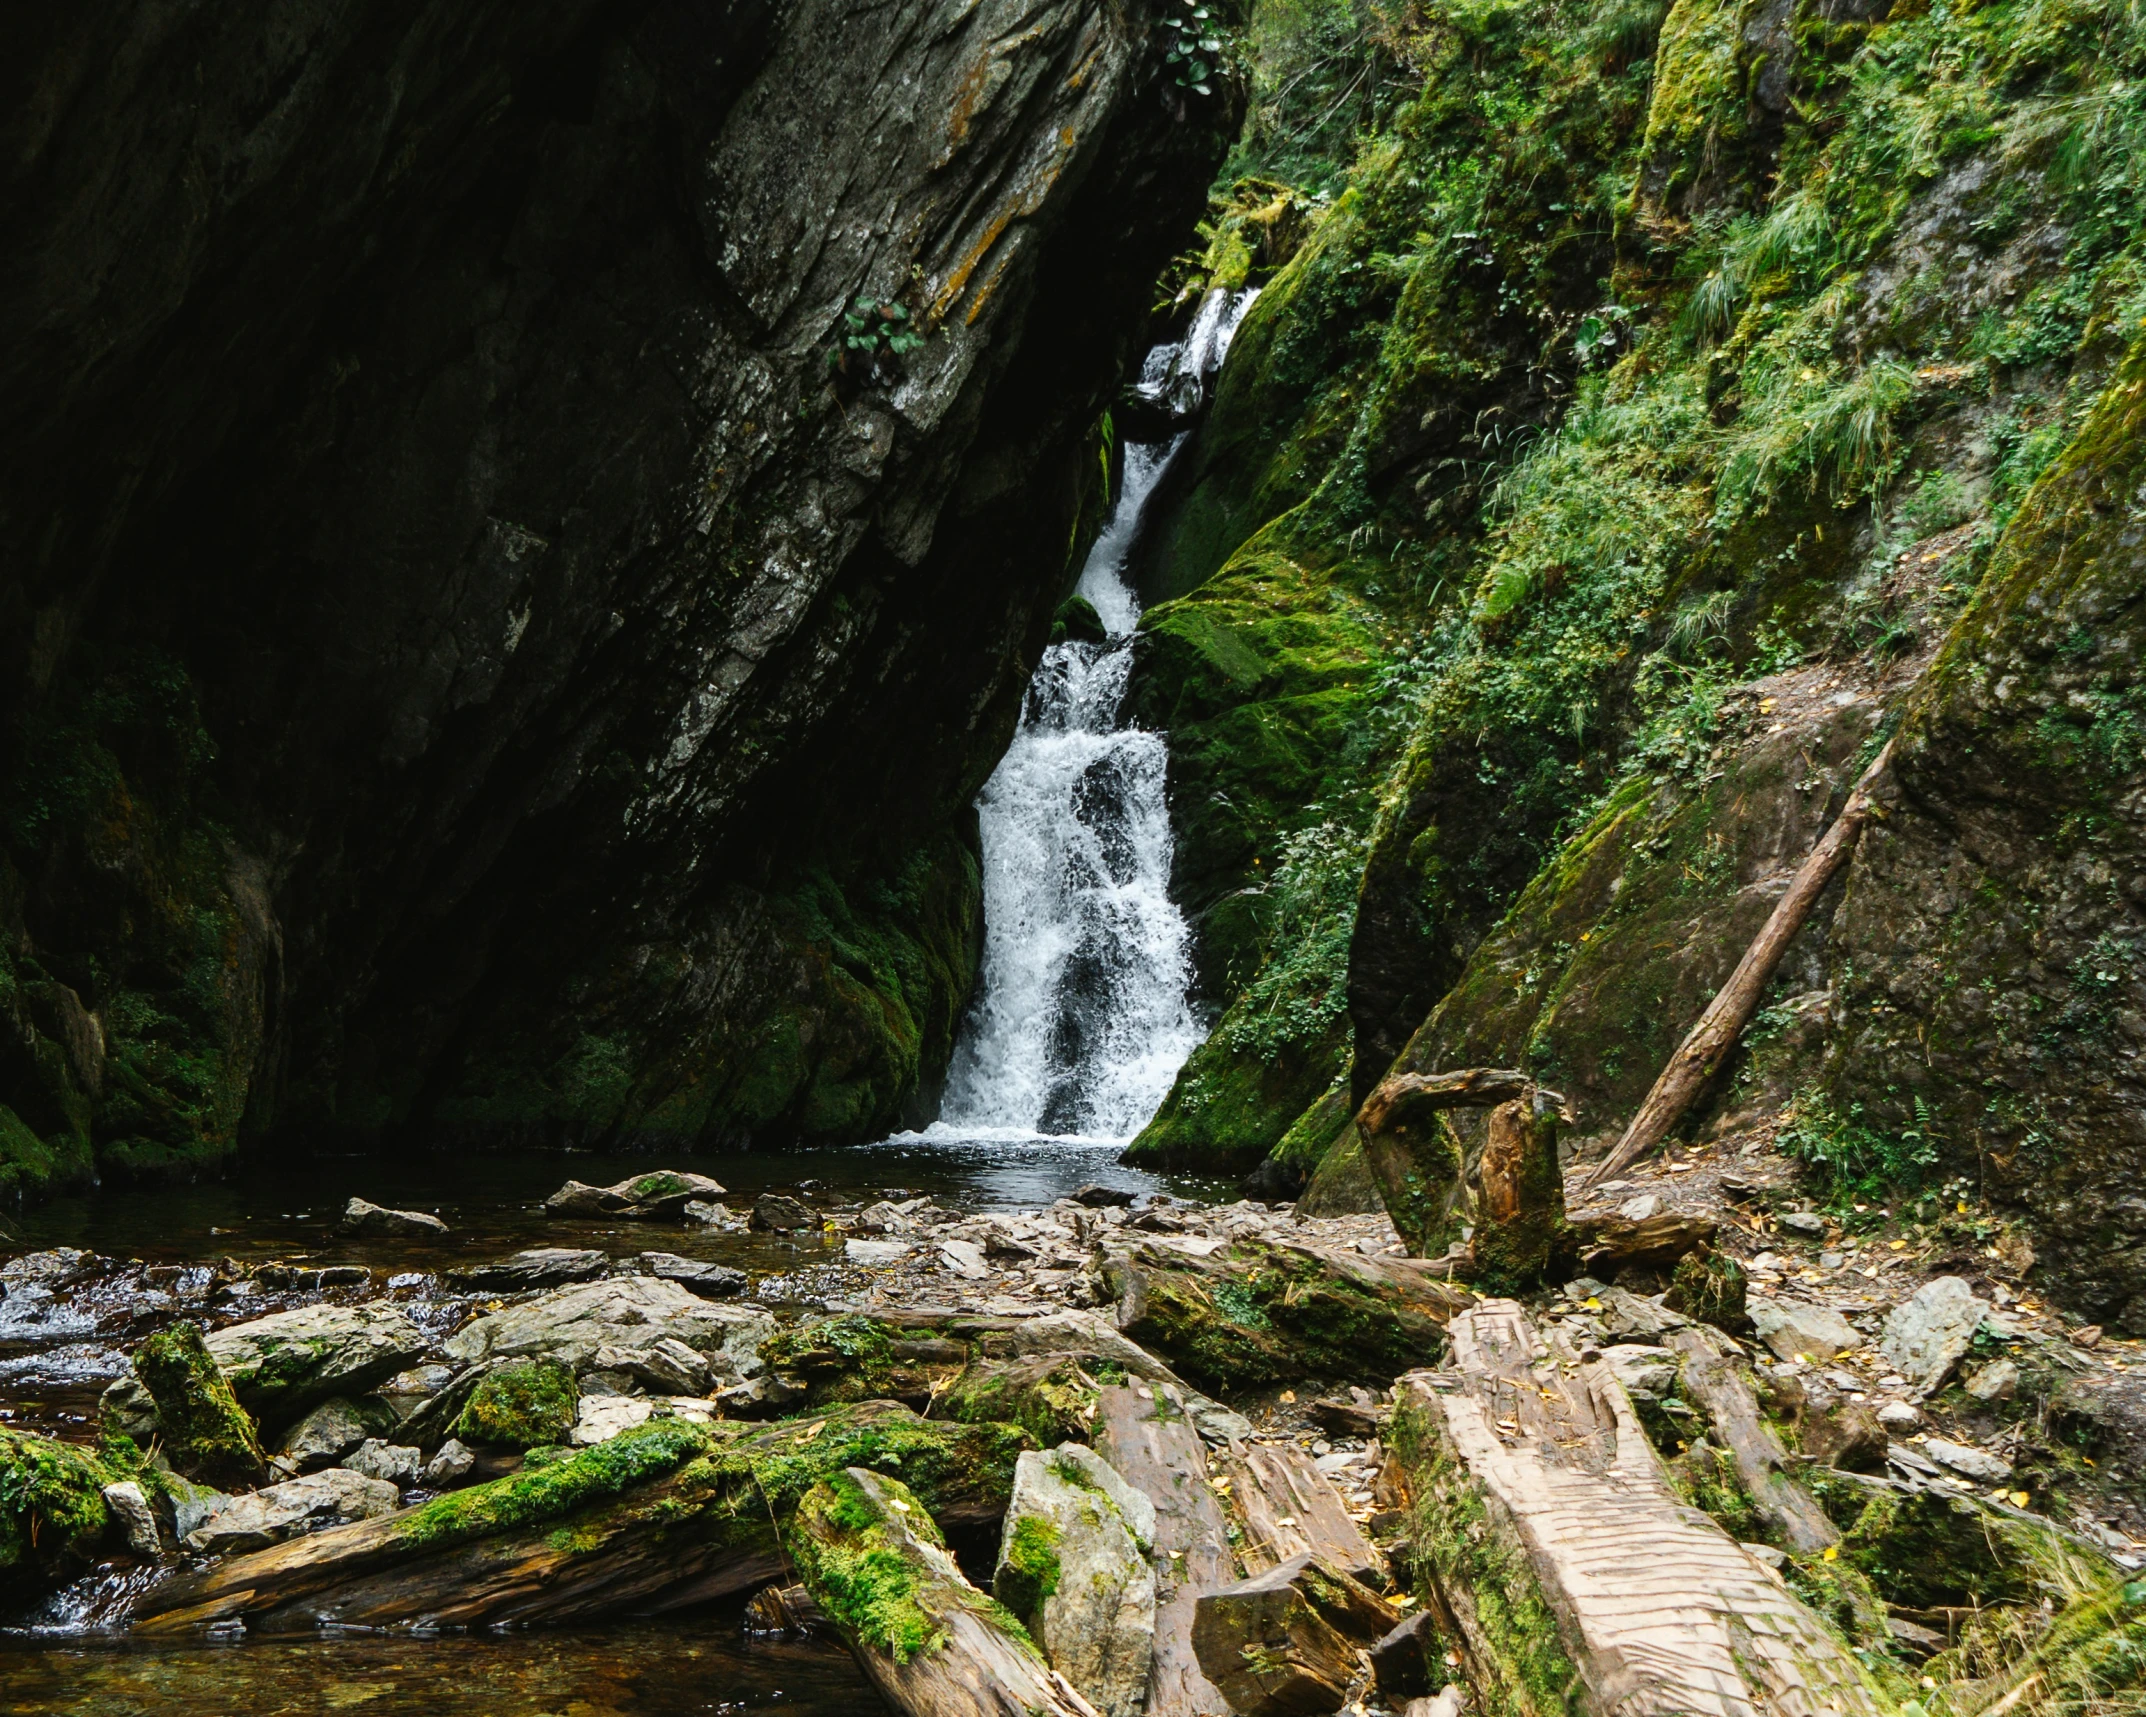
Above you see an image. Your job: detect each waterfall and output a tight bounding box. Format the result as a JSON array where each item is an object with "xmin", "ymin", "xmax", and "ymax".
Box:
[{"xmin": 935, "ymin": 291, "xmax": 1258, "ymax": 1143}]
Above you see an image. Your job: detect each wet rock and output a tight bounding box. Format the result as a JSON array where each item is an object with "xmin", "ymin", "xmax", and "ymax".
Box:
[
  {"xmin": 1, "ymin": 1247, "xmax": 91, "ymax": 1284},
  {"xmin": 162, "ymin": 1472, "xmax": 226, "ymax": 1547},
  {"xmin": 1749, "ymin": 1296, "xmax": 1860, "ymax": 1363},
  {"xmin": 338, "ymin": 1197, "xmax": 448, "ymax": 1236},
  {"xmin": 135, "ymin": 1320, "xmax": 269, "ymax": 1490},
  {"xmin": 1967, "ymin": 1359, "xmax": 2021, "ymax": 1403},
  {"xmin": 638, "ymin": 1252, "xmax": 748, "ymax": 1297},
  {"xmin": 421, "ymin": 1438, "xmax": 476, "ymax": 1489},
  {"xmin": 206, "ymin": 1301, "xmax": 429, "ymax": 1430},
  {"xmin": 750, "ymin": 1194, "xmax": 818, "ymax": 1233},
  {"xmin": 441, "ymin": 1276, "xmax": 775, "ymax": 1376},
  {"xmin": 994, "ymin": 1445, "xmax": 1156, "ymax": 1717},
  {"xmin": 184, "ymin": 1468, "xmax": 400, "ymax": 1554},
  {"xmin": 342, "ymin": 1438, "xmax": 423, "ymax": 1487},
  {"xmin": 685, "ymin": 1200, "xmax": 747, "ymax": 1230},
  {"xmin": 278, "ymin": 1395, "xmax": 397, "ymax": 1472},
  {"xmin": 1881, "ymin": 1276, "xmax": 1988, "ymax": 1396},
  {"xmin": 544, "ymin": 1170, "xmax": 730, "ymax": 1221},
  {"xmin": 1924, "ymin": 1437, "xmax": 2014, "ymax": 1484},
  {"xmin": 846, "ymin": 1237, "xmax": 915, "ymax": 1265},
  {"xmin": 1073, "ymin": 1184, "xmax": 1136, "ymax": 1207},
  {"xmin": 448, "ymin": 1248, "xmax": 610, "ymax": 1291},
  {"xmin": 1191, "ymin": 1552, "xmax": 1399, "ymax": 1717},
  {"xmin": 102, "ymin": 1479, "xmax": 163, "ymax": 1558}
]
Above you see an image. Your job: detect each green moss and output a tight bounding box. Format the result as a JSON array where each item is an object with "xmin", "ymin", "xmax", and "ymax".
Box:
[
  {"xmin": 134, "ymin": 1320, "xmax": 267, "ymax": 1490},
  {"xmin": 451, "ymin": 1359, "xmax": 580, "ymax": 1451},
  {"xmin": 996, "ymin": 1512, "xmax": 1064, "ymax": 1621},
  {"xmin": 790, "ymin": 1472, "xmax": 956, "ymax": 1664},
  {"xmin": 0, "ymin": 1428, "xmax": 116, "ymax": 1603},
  {"xmin": 941, "ymin": 1358, "xmax": 1100, "ymax": 1448}
]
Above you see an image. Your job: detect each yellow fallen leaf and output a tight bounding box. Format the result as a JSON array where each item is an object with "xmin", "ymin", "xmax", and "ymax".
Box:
[
  {"xmin": 2010, "ymin": 1491, "xmax": 2030, "ymax": 1508},
  {"xmin": 1823, "ymin": 1545, "xmax": 1839, "ymax": 1561},
  {"xmin": 1279, "ymin": 1390, "xmax": 1297, "ymax": 1404},
  {"xmin": 800, "ymin": 1421, "xmax": 826, "ymax": 1441}
]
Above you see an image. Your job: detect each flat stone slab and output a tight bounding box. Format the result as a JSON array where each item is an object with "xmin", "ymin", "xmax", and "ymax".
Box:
[{"xmin": 1749, "ymin": 1295, "xmax": 1861, "ymax": 1363}]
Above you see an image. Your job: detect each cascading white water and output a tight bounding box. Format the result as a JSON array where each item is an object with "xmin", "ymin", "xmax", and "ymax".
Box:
[{"xmin": 934, "ymin": 290, "xmax": 1259, "ymax": 1143}]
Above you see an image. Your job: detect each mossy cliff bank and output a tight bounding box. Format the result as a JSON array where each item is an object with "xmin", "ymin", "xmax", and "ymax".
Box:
[
  {"xmin": 1124, "ymin": 0, "xmax": 2146, "ymax": 1329},
  {"xmin": 0, "ymin": 2, "xmax": 1237, "ymax": 1194}
]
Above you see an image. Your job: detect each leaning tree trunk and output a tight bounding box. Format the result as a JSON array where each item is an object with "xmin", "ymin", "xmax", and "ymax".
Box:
[
  {"xmin": 1588, "ymin": 741, "xmax": 1894, "ymax": 1187},
  {"xmin": 789, "ymin": 1467, "xmax": 1099, "ymax": 1717},
  {"xmin": 1386, "ymin": 1299, "xmax": 1890, "ymax": 1717}
]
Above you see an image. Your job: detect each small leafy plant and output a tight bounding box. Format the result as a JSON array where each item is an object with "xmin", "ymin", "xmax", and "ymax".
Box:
[
  {"xmin": 830, "ymin": 296, "xmax": 925, "ymax": 390},
  {"xmin": 1161, "ymin": 0, "xmax": 1227, "ymax": 95}
]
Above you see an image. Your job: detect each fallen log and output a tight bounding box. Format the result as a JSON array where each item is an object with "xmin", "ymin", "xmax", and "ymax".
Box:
[
  {"xmin": 1191, "ymin": 1551, "xmax": 1399, "ymax": 1717},
  {"xmin": 1588, "ymin": 740, "xmax": 1895, "ymax": 1186},
  {"xmin": 1100, "ymin": 1237, "xmax": 1469, "ymax": 1392},
  {"xmin": 1386, "ymin": 1299, "xmax": 1890, "ymax": 1717},
  {"xmin": 1214, "ymin": 1441, "xmax": 1385, "ymax": 1588},
  {"xmin": 1660, "ymin": 1324, "xmax": 1838, "ymax": 1555},
  {"xmin": 1093, "ymin": 1383, "xmax": 1238, "ymax": 1717},
  {"xmin": 126, "ymin": 1402, "xmax": 1030, "ymax": 1634},
  {"xmin": 789, "ymin": 1466, "xmax": 1099, "ymax": 1717}
]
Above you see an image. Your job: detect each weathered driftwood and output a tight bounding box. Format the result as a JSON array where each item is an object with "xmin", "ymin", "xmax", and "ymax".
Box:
[
  {"xmin": 789, "ymin": 1467, "xmax": 1099, "ymax": 1717},
  {"xmin": 127, "ymin": 1403, "xmax": 1029, "ymax": 1635},
  {"xmin": 1660, "ymin": 1324, "xmax": 1838, "ymax": 1555},
  {"xmin": 1589, "ymin": 740, "xmax": 1895, "ymax": 1186},
  {"xmin": 1387, "ymin": 1299, "xmax": 1890, "ymax": 1717},
  {"xmin": 1093, "ymin": 1383, "xmax": 1237, "ymax": 1717},
  {"xmin": 1356, "ymin": 1069, "xmax": 1570, "ymax": 1274},
  {"xmin": 1191, "ymin": 1551, "xmax": 1399, "ymax": 1717},
  {"xmin": 1100, "ymin": 1237, "xmax": 1469, "ymax": 1392},
  {"xmin": 1214, "ymin": 1441, "xmax": 1385, "ymax": 1588},
  {"xmin": 1564, "ymin": 1211, "xmax": 1719, "ymax": 1275}
]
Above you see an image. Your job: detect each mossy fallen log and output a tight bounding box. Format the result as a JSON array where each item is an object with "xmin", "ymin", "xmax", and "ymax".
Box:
[
  {"xmin": 1660, "ymin": 1324, "xmax": 1838, "ymax": 1554},
  {"xmin": 126, "ymin": 1402, "xmax": 1030, "ymax": 1635},
  {"xmin": 789, "ymin": 1466, "xmax": 1099, "ymax": 1717},
  {"xmin": 1387, "ymin": 1299, "xmax": 1893, "ymax": 1717},
  {"xmin": 1099, "ymin": 1237, "xmax": 1469, "ymax": 1392}
]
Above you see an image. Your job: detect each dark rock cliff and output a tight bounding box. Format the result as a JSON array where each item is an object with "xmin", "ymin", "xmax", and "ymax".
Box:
[{"xmin": 0, "ymin": 1, "xmax": 1235, "ymax": 1193}]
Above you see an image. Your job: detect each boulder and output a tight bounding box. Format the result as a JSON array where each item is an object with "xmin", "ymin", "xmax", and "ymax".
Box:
[
  {"xmin": 205, "ymin": 1302, "xmax": 430, "ymax": 1430},
  {"xmin": 1875, "ymin": 1400, "xmax": 1921, "ymax": 1431},
  {"xmin": 750, "ymin": 1193, "xmax": 817, "ymax": 1233},
  {"xmin": 440, "ymin": 1275, "xmax": 774, "ymax": 1376},
  {"xmin": 183, "ymin": 1468, "xmax": 401, "ymax": 1555},
  {"xmin": 102, "ymin": 1479, "xmax": 163, "ymax": 1559},
  {"xmin": 1798, "ymin": 1401, "xmax": 1887, "ymax": 1472},
  {"xmin": 1880, "ymin": 1276, "xmax": 1987, "ymax": 1396},
  {"xmin": 1191, "ymin": 1553, "xmax": 1399, "ymax": 1717},
  {"xmin": 846, "ymin": 1238, "xmax": 915, "ymax": 1265},
  {"xmin": 938, "ymin": 1238, "xmax": 989, "ymax": 1279},
  {"xmin": 451, "ymin": 1358, "xmax": 581, "ymax": 1450},
  {"xmin": 278, "ymin": 1396, "xmax": 397, "ymax": 1472},
  {"xmin": 545, "ymin": 1170, "xmax": 730, "ymax": 1220},
  {"xmin": 134, "ymin": 1320, "xmax": 269, "ymax": 1489},
  {"xmin": 448, "ymin": 1249, "xmax": 610, "ymax": 1291},
  {"xmin": 638, "ymin": 1252, "xmax": 748, "ymax": 1297},
  {"xmin": 592, "ymin": 1335, "xmax": 710, "ymax": 1395},
  {"xmin": 338, "ymin": 1197, "xmax": 447, "ymax": 1236},
  {"xmin": 685, "ymin": 1200, "xmax": 746, "ymax": 1229},
  {"xmin": 1748, "ymin": 1296, "xmax": 1861, "ymax": 1364},
  {"xmin": 1073, "ymin": 1184, "xmax": 1136, "ymax": 1207},
  {"xmin": 421, "ymin": 1439, "xmax": 477, "ymax": 1489},
  {"xmin": 342, "ymin": 1439, "xmax": 423, "ymax": 1487},
  {"xmin": 994, "ymin": 1445, "xmax": 1158, "ymax": 1717}
]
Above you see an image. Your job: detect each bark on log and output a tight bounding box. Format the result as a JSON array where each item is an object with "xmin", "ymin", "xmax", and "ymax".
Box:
[
  {"xmin": 1356, "ymin": 1070, "xmax": 1568, "ymax": 1264},
  {"xmin": 126, "ymin": 1403, "xmax": 1028, "ymax": 1635},
  {"xmin": 1191, "ymin": 1552, "xmax": 1399, "ymax": 1717},
  {"xmin": 1472, "ymin": 1097, "xmax": 1563, "ymax": 1293},
  {"xmin": 1386, "ymin": 1299, "xmax": 1890, "ymax": 1717},
  {"xmin": 1589, "ymin": 741, "xmax": 1895, "ymax": 1186},
  {"xmin": 789, "ymin": 1467, "xmax": 1100, "ymax": 1717},
  {"xmin": 1092, "ymin": 1383, "xmax": 1238, "ymax": 1717},
  {"xmin": 1215, "ymin": 1441, "xmax": 1386, "ymax": 1588},
  {"xmin": 1660, "ymin": 1325, "xmax": 1839, "ymax": 1555}
]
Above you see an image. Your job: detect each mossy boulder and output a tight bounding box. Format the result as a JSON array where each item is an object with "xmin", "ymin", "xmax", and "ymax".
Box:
[
  {"xmin": 451, "ymin": 1359, "xmax": 581, "ymax": 1451},
  {"xmin": 0, "ymin": 1428, "xmax": 117, "ymax": 1605},
  {"xmin": 1123, "ymin": 1007, "xmax": 1348, "ymax": 1176},
  {"xmin": 757, "ymin": 1315, "xmax": 973, "ymax": 1410},
  {"xmin": 134, "ymin": 1320, "xmax": 268, "ymax": 1490},
  {"xmin": 1052, "ymin": 595, "xmax": 1108, "ymax": 646},
  {"xmin": 940, "ymin": 1356, "xmax": 1105, "ymax": 1448}
]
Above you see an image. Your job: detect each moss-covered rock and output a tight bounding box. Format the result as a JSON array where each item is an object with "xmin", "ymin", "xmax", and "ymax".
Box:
[
  {"xmin": 757, "ymin": 1316, "xmax": 973, "ymax": 1411},
  {"xmin": 134, "ymin": 1320, "xmax": 268, "ymax": 1490},
  {"xmin": 451, "ymin": 1359, "xmax": 580, "ymax": 1452},
  {"xmin": 940, "ymin": 1357, "xmax": 1104, "ymax": 1449},
  {"xmin": 0, "ymin": 1428, "xmax": 116, "ymax": 1605}
]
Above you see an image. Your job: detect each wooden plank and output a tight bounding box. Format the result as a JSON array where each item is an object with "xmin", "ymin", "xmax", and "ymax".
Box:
[
  {"xmin": 1389, "ymin": 1299, "xmax": 1890, "ymax": 1717},
  {"xmin": 1215, "ymin": 1441, "xmax": 1386, "ymax": 1588},
  {"xmin": 1092, "ymin": 1383, "xmax": 1237, "ymax": 1717}
]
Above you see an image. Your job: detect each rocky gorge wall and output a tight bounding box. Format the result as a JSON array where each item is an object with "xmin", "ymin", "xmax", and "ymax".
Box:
[
  {"xmin": 0, "ymin": 1, "xmax": 1236, "ymax": 1195},
  {"xmin": 1120, "ymin": 0, "xmax": 2146, "ymax": 1327}
]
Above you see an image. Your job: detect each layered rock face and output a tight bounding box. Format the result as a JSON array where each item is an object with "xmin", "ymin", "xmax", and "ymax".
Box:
[{"xmin": 0, "ymin": 1, "xmax": 1234, "ymax": 1192}]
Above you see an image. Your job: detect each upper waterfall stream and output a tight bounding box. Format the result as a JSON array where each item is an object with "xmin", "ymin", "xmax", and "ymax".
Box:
[{"xmin": 934, "ymin": 291, "xmax": 1256, "ymax": 1145}]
